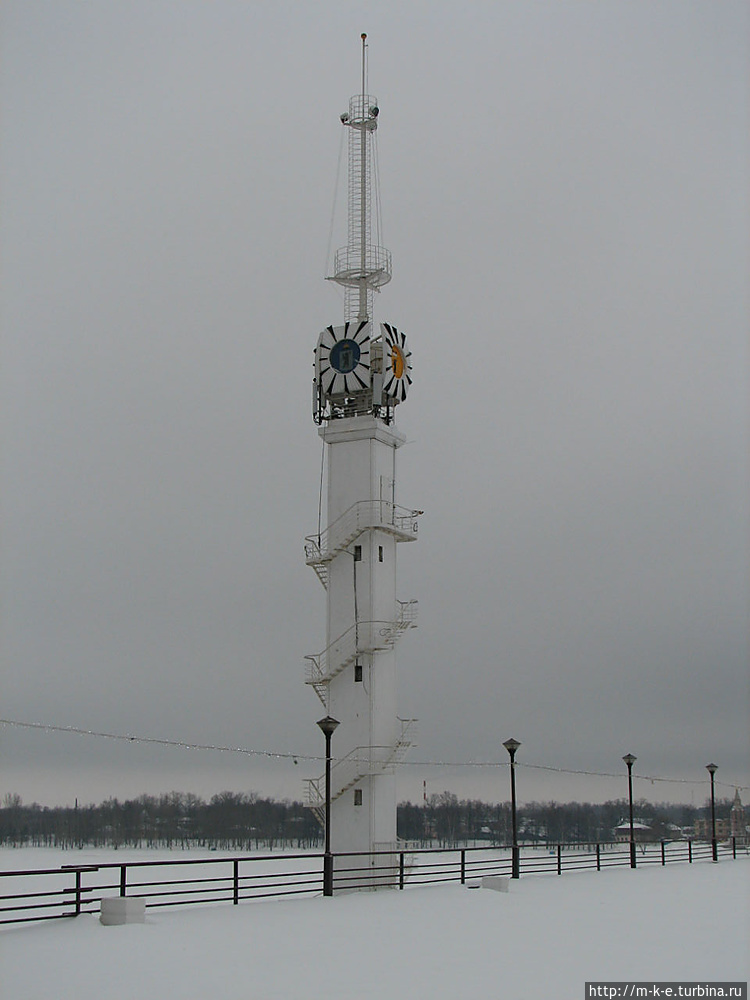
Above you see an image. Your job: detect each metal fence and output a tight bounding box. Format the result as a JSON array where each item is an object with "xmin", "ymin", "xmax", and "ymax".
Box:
[{"xmin": 0, "ymin": 839, "xmax": 742, "ymax": 926}]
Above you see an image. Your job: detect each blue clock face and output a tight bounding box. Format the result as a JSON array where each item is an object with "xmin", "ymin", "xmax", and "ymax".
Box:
[
  {"xmin": 315, "ymin": 322, "xmax": 371, "ymax": 397},
  {"xmin": 329, "ymin": 339, "xmax": 361, "ymax": 374}
]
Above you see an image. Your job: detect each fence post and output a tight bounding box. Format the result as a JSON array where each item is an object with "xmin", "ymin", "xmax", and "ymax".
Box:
[
  {"xmin": 688, "ymin": 840, "xmax": 692, "ymax": 864},
  {"xmin": 596, "ymin": 843, "xmax": 600, "ymax": 871},
  {"xmin": 233, "ymin": 860, "xmax": 239, "ymax": 905},
  {"xmin": 557, "ymin": 844, "xmax": 562, "ymax": 875},
  {"xmin": 399, "ymin": 852, "xmax": 405, "ymax": 890},
  {"xmin": 75, "ymin": 869, "xmax": 82, "ymax": 916},
  {"xmin": 460, "ymin": 849, "xmax": 466, "ymax": 884},
  {"xmin": 661, "ymin": 841, "xmax": 666, "ymax": 866},
  {"xmin": 732, "ymin": 836, "xmax": 736, "ymax": 860},
  {"xmin": 322, "ymin": 852, "xmax": 334, "ymax": 895},
  {"xmin": 119, "ymin": 866, "xmax": 127, "ymax": 897}
]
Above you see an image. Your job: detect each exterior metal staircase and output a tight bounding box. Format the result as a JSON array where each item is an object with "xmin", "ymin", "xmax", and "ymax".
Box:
[
  {"xmin": 305, "ymin": 500, "xmax": 421, "ymax": 589},
  {"xmin": 305, "ymin": 601, "xmax": 418, "ymax": 706},
  {"xmin": 305, "ymin": 718, "xmax": 418, "ymax": 826}
]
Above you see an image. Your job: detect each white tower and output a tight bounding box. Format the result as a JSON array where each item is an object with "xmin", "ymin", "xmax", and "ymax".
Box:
[{"xmin": 304, "ymin": 36, "xmax": 421, "ymax": 881}]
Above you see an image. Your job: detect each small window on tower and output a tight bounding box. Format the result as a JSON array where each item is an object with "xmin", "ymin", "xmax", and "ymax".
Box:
[
  {"xmin": 354, "ymin": 662, "xmax": 363, "ymax": 682},
  {"xmin": 378, "ymin": 546, "xmax": 384, "ymax": 562},
  {"xmin": 354, "ymin": 545, "xmax": 362, "ymax": 561},
  {"xmin": 354, "ymin": 789, "xmax": 363, "ymax": 806}
]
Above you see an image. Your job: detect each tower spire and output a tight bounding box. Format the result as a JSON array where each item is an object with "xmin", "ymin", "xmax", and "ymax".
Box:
[{"xmin": 329, "ymin": 35, "xmax": 390, "ymax": 324}]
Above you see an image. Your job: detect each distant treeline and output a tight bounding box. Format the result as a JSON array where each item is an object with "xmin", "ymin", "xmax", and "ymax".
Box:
[
  {"xmin": 397, "ymin": 792, "xmax": 729, "ymax": 847},
  {"xmin": 0, "ymin": 792, "xmax": 321, "ymax": 851},
  {"xmin": 0, "ymin": 791, "xmax": 730, "ymax": 851}
]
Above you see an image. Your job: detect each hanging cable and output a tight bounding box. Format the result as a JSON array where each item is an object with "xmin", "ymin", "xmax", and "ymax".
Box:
[
  {"xmin": 352, "ymin": 546, "xmax": 359, "ymax": 647},
  {"xmin": 0, "ymin": 717, "xmax": 322, "ymax": 762},
  {"xmin": 372, "ymin": 131, "xmax": 384, "ymax": 251},
  {"xmin": 317, "ymin": 434, "xmax": 325, "ymax": 544},
  {"xmin": 324, "ymin": 123, "xmax": 346, "ymax": 279},
  {"xmin": 1, "ymin": 718, "xmax": 747, "ymax": 791}
]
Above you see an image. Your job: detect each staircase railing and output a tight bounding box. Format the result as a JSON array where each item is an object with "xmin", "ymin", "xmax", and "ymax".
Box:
[
  {"xmin": 305, "ymin": 602, "xmax": 418, "ymax": 704},
  {"xmin": 305, "ymin": 500, "xmax": 420, "ymax": 579},
  {"xmin": 305, "ymin": 719, "xmax": 418, "ymax": 825}
]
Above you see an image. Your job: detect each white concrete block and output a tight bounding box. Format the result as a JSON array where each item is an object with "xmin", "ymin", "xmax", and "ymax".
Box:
[
  {"xmin": 465, "ymin": 879, "xmax": 482, "ymax": 889},
  {"xmin": 100, "ymin": 896, "xmax": 146, "ymax": 925},
  {"xmin": 481, "ymin": 876, "xmax": 510, "ymax": 892}
]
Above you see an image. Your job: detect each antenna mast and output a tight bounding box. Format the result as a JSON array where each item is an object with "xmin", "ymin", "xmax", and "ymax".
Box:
[{"xmin": 331, "ymin": 33, "xmax": 391, "ymax": 322}]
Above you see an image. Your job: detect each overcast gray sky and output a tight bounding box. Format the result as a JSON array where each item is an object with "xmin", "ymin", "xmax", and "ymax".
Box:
[{"xmin": 2, "ymin": 0, "xmax": 748, "ymax": 809}]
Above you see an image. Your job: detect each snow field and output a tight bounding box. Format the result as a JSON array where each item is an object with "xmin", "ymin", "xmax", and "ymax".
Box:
[{"xmin": 1, "ymin": 854, "xmax": 747, "ymax": 1000}]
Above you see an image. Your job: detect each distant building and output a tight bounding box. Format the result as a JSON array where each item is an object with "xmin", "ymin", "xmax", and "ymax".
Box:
[
  {"xmin": 665, "ymin": 822, "xmax": 688, "ymax": 841},
  {"xmin": 614, "ymin": 820, "xmax": 652, "ymax": 843},
  {"xmin": 693, "ymin": 815, "xmax": 731, "ymax": 841}
]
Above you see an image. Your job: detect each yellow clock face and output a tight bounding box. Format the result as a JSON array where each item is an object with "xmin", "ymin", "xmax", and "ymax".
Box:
[
  {"xmin": 381, "ymin": 322, "xmax": 412, "ymax": 402},
  {"xmin": 389, "ymin": 344, "xmax": 405, "ymax": 379}
]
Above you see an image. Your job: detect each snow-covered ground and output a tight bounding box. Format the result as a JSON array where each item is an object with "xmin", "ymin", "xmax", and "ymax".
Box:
[{"xmin": 2, "ymin": 852, "xmax": 747, "ymax": 1000}]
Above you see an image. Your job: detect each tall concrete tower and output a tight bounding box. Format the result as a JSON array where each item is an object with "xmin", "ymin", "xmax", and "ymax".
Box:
[{"xmin": 304, "ymin": 36, "xmax": 421, "ymax": 880}]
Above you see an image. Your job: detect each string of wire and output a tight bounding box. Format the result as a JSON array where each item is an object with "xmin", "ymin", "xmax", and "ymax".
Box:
[
  {"xmin": 1, "ymin": 718, "xmax": 746, "ymax": 791},
  {"xmin": 324, "ymin": 120, "xmax": 346, "ymax": 280}
]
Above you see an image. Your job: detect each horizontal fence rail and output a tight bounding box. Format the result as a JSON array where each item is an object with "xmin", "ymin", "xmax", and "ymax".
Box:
[
  {"xmin": 0, "ymin": 853, "xmax": 326, "ymax": 925},
  {"xmin": 0, "ymin": 839, "xmax": 742, "ymax": 925}
]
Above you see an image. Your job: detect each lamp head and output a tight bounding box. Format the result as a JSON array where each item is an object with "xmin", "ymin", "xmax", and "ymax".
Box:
[{"xmin": 317, "ymin": 716, "xmax": 340, "ymax": 738}]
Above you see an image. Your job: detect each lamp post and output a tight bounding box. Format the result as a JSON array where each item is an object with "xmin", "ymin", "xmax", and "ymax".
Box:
[
  {"xmin": 503, "ymin": 738, "xmax": 521, "ymax": 878},
  {"xmin": 706, "ymin": 763, "xmax": 718, "ymax": 862},
  {"xmin": 623, "ymin": 753, "xmax": 637, "ymax": 869},
  {"xmin": 317, "ymin": 715, "xmax": 340, "ymax": 895}
]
